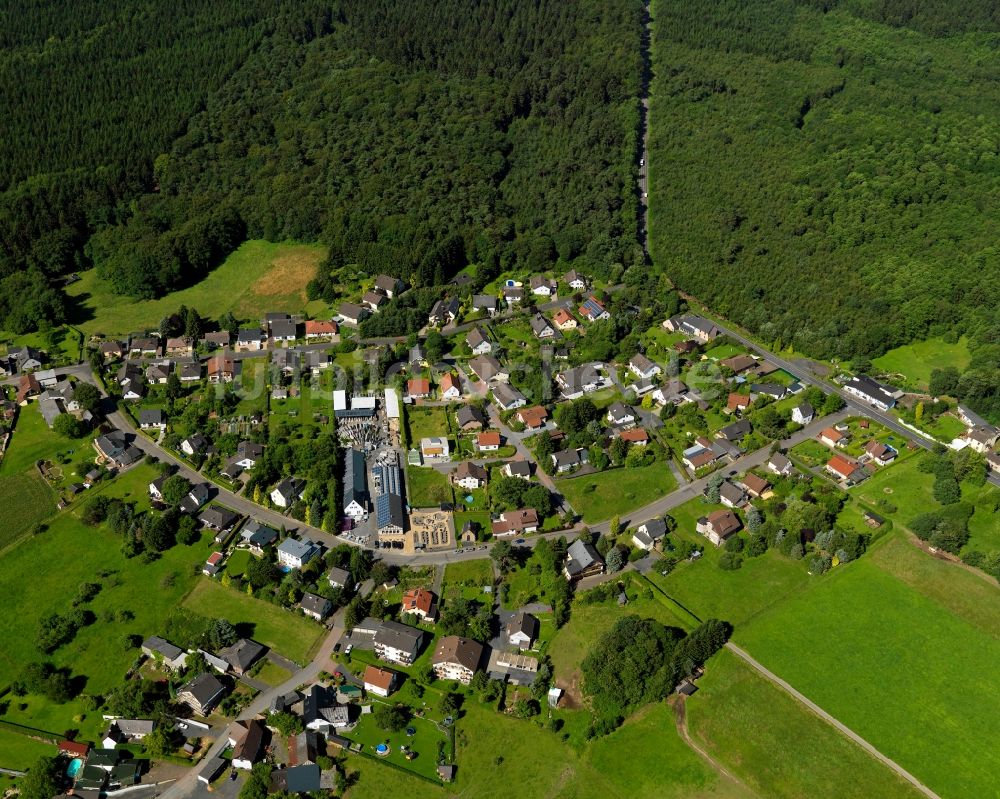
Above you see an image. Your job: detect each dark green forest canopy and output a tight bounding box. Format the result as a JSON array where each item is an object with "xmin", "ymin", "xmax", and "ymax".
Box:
[
  {"xmin": 0, "ymin": 0, "xmax": 643, "ymax": 325},
  {"xmin": 649, "ymin": 0, "xmax": 1000, "ymax": 361}
]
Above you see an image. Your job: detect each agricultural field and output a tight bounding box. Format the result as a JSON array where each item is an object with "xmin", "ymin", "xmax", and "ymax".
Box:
[
  {"xmin": 66, "ymin": 240, "xmax": 327, "ymax": 335},
  {"xmin": 736, "ymin": 534, "xmax": 1000, "ymax": 799},
  {"xmin": 557, "ymin": 462, "xmax": 677, "ymax": 523},
  {"xmin": 873, "ymin": 337, "xmax": 971, "ymax": 392},
  {"xmin": 181, "ymin": 579, "xmax": 325, "ymax": 664},
  {"xmin": 686, "ymin": 649, "xmax": 922, "ymax": 799}
]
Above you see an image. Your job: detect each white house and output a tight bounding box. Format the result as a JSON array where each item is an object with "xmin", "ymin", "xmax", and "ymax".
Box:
[
  {"xmin": 277, "ymin": 537, "xmax": 319, "ymax": 570},
  {"xmin": 791, "ymin": 402, "xmax": 814, "ymax": 425},
  {"xmin": 629, "ymin": 353, "xmax": 661, "ymax": 380},
  {"xmin": 270, "ymin": 476, "xmax": 305, "ymax": 508},
  {"xmin": 466, "ymin": 327, "xmax": 493, "ymax": 355},
  {"xmin": 843, "ymin": 375, "xmax": 897, "ymax": 411}
]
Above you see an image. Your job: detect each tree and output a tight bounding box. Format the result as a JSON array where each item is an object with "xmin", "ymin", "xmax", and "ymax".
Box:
[
  {"xmin": 490, "ymin": 541, "xmax": 515, "ymax": 575},
  {"xmin": 746, "ymin": 507, "xmax": 763, "ymax": 532},
  {"xmin": 72, "ymin": 381, "xmax": 101, "ymax": 414},
  {"xmin": 933, "ymin": 474, "xmax": 961, "ymax": 505},
  {"xmin": 535, "ymin": 430, "xmax": 555, "ymax": 461},
  {"xmin": 609, "ymin": 436, "xmax": 628, "ymax": 465},
  {"xmin": 269, "ymin": 711, "xmax": 304, "ymax": 736},
  {"xmin": 144, "ymin": 723, "xmax": 181, "ymax": 757},
  {"xmin": 53, "ymin": 413, "xmax": 86, "ymax": 438},
  {"xmin": 705, "ymin": 472, "xmax": 726, "ymax": 504},
  {"xmin": 440, "ymin": 692, "xmax": 462, "ymax": 715},
  {"xmin": 207, "ymin": 618, "xmax": 238, "ymax": 649},
  {"xmin": 161, "ymin": 475, "xmax": 191, "ymax": 506},
  {"xmin": 20, "ymin": 757, "xmax": 62, "ymax": 799},
  {"xmin": 609, "ymin": 515, "xmax": 621, "ymax": 537},
  {"xmin": 606, "ymin": 546, "xmax": 625, "ymax": 573},
  {"xmin": 373, "ymin": 703, "xmax": 409, "ymax": 732}
]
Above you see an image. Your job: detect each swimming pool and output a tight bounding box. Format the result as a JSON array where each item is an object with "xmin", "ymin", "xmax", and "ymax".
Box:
[
  {"xmin": 67, "ymin": 758, "xmax": 83, "ymax": 778},
  {"xmin": 375, "ymin": 744, "xmax": 389, "ymax": 756}
]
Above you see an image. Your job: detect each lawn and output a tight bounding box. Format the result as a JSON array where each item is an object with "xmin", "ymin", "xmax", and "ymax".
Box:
[
  {"xmin": 873, "ymin": 336, "xmax": 971, "ymax": 391},
  {"xmin": 406, "ymin": 407, "xmax": 451, "ymax": 443},
  {"xmin": 736, "ymin": 534, "xmax": 1000, "ymax": 799},
  {"xmin": 441, "ymin": 560, "xmax": 494, "ymax": 602},
  {"xmin": 0, "ymin": 729, "xmax": 57, "ymax": 771},
  {"xmin": 182, "ymin": 579, "xmax": 325, "ymax": 664},
  {"xmin": 341, "ymin": 703, "xmax": 451, "ymax": 782},
  {"xmin": 66, "ymin": 240, "xmax": 327, "ymax": 334},
  {"xmin": 686, "ymin": 649, "xmax": 922, "ymax": 799},
  {"xmin": 0, "ymin": 472, "xmax": 57, "ymax": 552},
  {"xmin": 0, "ymin": 402, "xmax": 94, "ymax": 477},
  {"xmin": 557, "ymin": 462, "xmax": 678, "ymax": 523},
  {"xmin": 252, "ymin": 660, "xmax": 292, "ymax": 687},
  {"xmin": 789, "ymin": 438, "xmax": 832, "ymax": 467},
  {"xmin": 225, "ymin": 549, "xmax": 253, "ymax": 578},
  {"xmin": 405, "ymin": 466, "xmax": 452, "ymax": 508}
]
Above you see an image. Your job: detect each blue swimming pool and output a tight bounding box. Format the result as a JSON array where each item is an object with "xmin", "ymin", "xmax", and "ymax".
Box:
[
  {"xmin": 67, "ymin": 758, "xmax": 83, "ymax": 778},
  {"xmin": 375, "ymin": 744, "xmax": 389, "ymax": 756}
]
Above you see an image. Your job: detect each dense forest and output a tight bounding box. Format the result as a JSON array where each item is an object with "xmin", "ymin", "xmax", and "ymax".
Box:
[
  {"xmin": 0, "ymin": 0, "xmax": 643, "ymax": 327},
  {"xmin": 649, "ymin": 0, "xmax": 1000, "ymax": 419}
]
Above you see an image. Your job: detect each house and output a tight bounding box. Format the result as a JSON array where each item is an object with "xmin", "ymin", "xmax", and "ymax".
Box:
[
  {"xmin": 198, "ymin": 506, "xmax": 239, "ymax": 533},
  {"xmin": 819, "ymin": 427, "xmax": 845, "ymax": 448},
  {"xmin": 300, "ymin": 592, "xmax": 333, "ymax": 621},
  {"xmin": 556, "ymin": 364, "xmax": 604, "ymax": 399},
  {"xmin": 16, "ymin": 373, "xmax": 40, "ymax": 403},
  {"xmin": 272, "ymin": 348, "xmax": 297, "ymax": 375},
  {"xmin": 958, "ymin": 404, "xmax": 991, "ymax": 429},
  {"xmin": 207, "ymin": 355, "xmax": 236, "ymax": 383},
  {"xmin": 792, "ymin": 402, "xmax": 815, "ymax": 425},
  {"xmin": 456, "ymin": 404, "xmax": 487, "ymax": 431},
  {"xmin": 552, "ymin": 448, "xmax": 585, "ymax": 474},
  {"xmin": 302, "ymin": 685, "xmax": 349, "ymax": 732},
  {"xmin": 222, "ymin": 440, "xmax": 264, "ymax": 479},
  {"xmin": 530, "ymin": 314, "xmax": 555, "ymax": 339},
  {"xmin": 92, "ymin": 430, "xmax": 143, "ymax": 468},
  {"xmin": 563, "ymin": 538, "xmax": 605, "ymax": 580},
  {"xmin": 139, "ymin": 409, "xmax": 166, "ymax": 430},
  {"xmin": 37, "ymin": 395, "xmax": 64, "ymax": 427},
  {"xmin": 492, "ymin": 383, "xmax": 527, "ymax": 411},
  {"xmin": 826, "ymin": 454, "xmax": 867, "ymax": 485},
  {"xmin": 741, "ymin": 473, "xmax": 772, "ymax": 498},
  {"xmin": 241, "ymin": 520, "xmax": 279, "ymax": 553},
  {"xmin": 201, "ymin": 330, "xmax": 232, "ymax": 350},
  {"xmin": 375, "ymin": 274, "xmax": 403, "ymax": 298},
  {"xmin": 632, "ymin": 518, "xmax": 668, "ymax": 550},
  {"xmin": 663, "ymin": 314, "xmax": 720, "ymax": 343},
  {"xmin": 606, "ymin": 402, "xmax": 636, "ymax": 427},
  {"xmin": 579, "ymin": 296, "xmax": 610, "ymax": 322},
  {"xmin": 9, "ymin": 345, "xmax": 45, "ymax": 372},
  {"xmin": 180, "ymin": 483, "xmax": 211, "ymax": 514},
  {"xmin": 674, "ymin": 339, "xmax": 700, "ymax": 356},
  {"xmin": 102, "ymin": 719, "xmax": 155, "ymax": 749},
  {"xmin": 863, "ymin": 440, "xmax": 897, "ymax": 466},
  {"xmin": 440, "ymin": 373, "xmax": 462, "ymax": 400},
  {"xmin": 438, "ymin": 765, "xmax": 456, "ymax": 783},
  {"xmin": 362, "ymin": 290, "xmax": 388, "ymax": 312},
  {"xmin": 277, "ymin": 536, "xmax": 319, "ymax": 569},
  {"xmin": 476, "ymin": 431, "xmax": 502, "ymax": 452},
  {"xmin": 717, "ymin": 419, "xmax": 752, "ymax": 442},
  {"xmin": 432, "ymin": 636, "xmax": 484, "ymax": 684},
  {"xmin": 466, "ymin": 326, "xmax": 493, "ymax": 355},
  {"xmin": 178, "ymin": 672, "xmax": 226, "ymax": 715},
  {"xmin": 767, "ymin": 452, "xmax": 794, "ymax": 476},
  {"xmin": 117, "ymin": 361, "xmax": 144, "ymax": 390},
  {"xmin": 506, "ymin": 612, "xmax": 540, "ymax": 648},
  {"xmin": 179, "ymin": 361, "xmax": 202, "ymax": 382},
  {"xmin": 99, "ymin": 341, "xmax": 125, "ymax": 362},
  {"xmin": 750, "ymin": 383, "xmax": 786, "ymax": 401},
  {"xmin": 718, "ymin": 480, "xmax": 746, "ymax": 508},
  {"xmin": 203, "ymin": 551, "xmax": 225, "ymax": 576},
  {"xmin": 271, "ymin": 476, "xmax": 305, "ymax": 508},
  {"xmin": 726, "ymin": 393, "xmax": 751, "ymax": 414},
  {"xmin": 35, "ymin": 368, "xmax": 58, "ymax": 388},
  {"xmin": 409, "ymin": 344, "xmax": 427, "ymax": 368},
  {"xmin": 552, "ymin": 308, "xmax": 577, "ymax": 331},
  {"xmin": 529, "ymin": 275, "xmax": 556, "ymax": 297},
  {"xmin": 338, "ymin": 303, "xmax": 369, "ymax": 326},
  {"xmin": 843, "ymin": 375, "xmax": 897, "ymax": 411},
  {"xmin": 682, "ymin": 441, "xmax": 718, "ymax": 470},
  {"xmin": 720, "ymin": 354, "xmax": 756, "ymax": 374},
  {"xmin": 343, "ymin": 448, "xmax": 369, "ymax": 520},
  {"xmin": 468, "ymin": 355, "xmax": 508, "ymax": 383},
  {"xmin": 420, "ymin": 436, "xmax": 450, "ymax": 460},
  {"xmin": 230, "ymin": 719, "xmax": 266, "ymax": 770},
  {"xmin": 129, "ymin": 336, "xmax": 160, "ymax": 358},
  {"xmin": 374, "ymin": 620, "xmax": 424, "ymax": 665},
  {"xmin": 144, "ymin": 361, "xmax": 172, "ymax": 385},
  {"xmin": 453, "ymin": 461, "xmax": 488, "ymax": 490},
  {"xmin": 563, "ymin": 269, "xmax": 588, "ymax": 290},
  {"xmin": 401, "ymin": 587, "xmax": 438, "ymax": 622},
  {"xmin": 517, "ymin": 405, "xmax": 549, "ymax": 430},
  {"xmin": 219, "ymin": 638, "xmax": 267, "ymax": 675},
  {"xmin": 141, "ymin": 636, "xmax": 188, "ymax": 670},
  {"xmin": 236, "ymin": 328, "xmax": 265, "ymax": 351},
  {"xmin": 363, "ymin": 665, "xmax": 399, "ymax": 697},
  {"xmin": 502, "ymin": 285, "xmax": 525, "ymax": 305},
  {"xmin": 58, "ymin": 740, "xmax": 90, "ymax": 758},
  {"xmin": 407, "ymin": 377, "xmax": 431, "ymax": 399},
  {"xmin": 629, "ymin": 353, "xmax": 661, "ymax": 380},
  {"xmin": 165, "ymin": 337, "xmax": 192, "ymax": 356},
  {"xmin": 304, "ymin": 319, "xmax": 338, "ymax": 339},
  {"xmin": 492, "ymin": 508, "xmax": 540, "ymax": 536},
  {"xmin": 428, "ymin": 298, "xmax": 460, "ymax": 327},
  {"xmin": 503, "ymin": 460, "xmax": 532, "ymax": 480},
  {"xmin": 181, "ymin": 433, "xmax": 208, "ymax": 457},
  {"xmin": 965, "ymin": 426, "xmax": 999, "ymax": 454},
  {"xmin": 472, "ymin": 294, "xmax": 498, "ymax": 316},
  {"xmin": 620, "ymin": 427, "xmax": 649, "ymax": 446},
  {"xmin": 697, "ymin": 509, "xmax": 742, "ymax": 546}
]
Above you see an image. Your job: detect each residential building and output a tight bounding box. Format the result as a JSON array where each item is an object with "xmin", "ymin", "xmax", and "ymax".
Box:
[
  {"xmin": 338, "ymin": 303, "xmax": 369, "ymax": 326},
  {"xmin": 751, "ymin": 382, "xmax": 786, "ymax": 400},
  {"xmin": 198, "ymin": 506, "xmax": 240, "ymax": 533},
  {"xmin": 201, "ymin": 331, "xmax": 231, "ymax": 350},
  {"xmin": 179, "ymin": 361, "xmax": 202, "ymax": 382},
  {"xmin": 240, "ymin": 520, "xmax": 278, "ymax": 553},
  {"xmin": 529, "ymin": 275, "xmax": 556, "ymax": 296},
  {"xmin": 362, "ymin": 290, "xmax": 387, "ymax": 312},
  {"xmin": 826, "ymin": 454, "xmax": 867, "ymax": 485},
  {"xmin": 178, "ymin": 672, "xmax": 226, "ymax": 715},
  {"xmin": 563, "ymin": 269, "xmax": 588, "ymax": 290},
  {"xmin": 300, "ymin": 592, "xmax": 332, "ymax": 621},
  {"xmin": 563, "ymin": 538, "xmax": 604, "ymax": 580},
  {"xmin": 271, "ymin": 476, "xmax": 305, "ymax": 508},
  {"xmin": 277, "ymin": 536, "xmax": 319, "ymax": 569},
  {"xmin": 864, "ymin": 440, "xmax": 898, "ymax": 465},
  {"xmin": 468, "ymin": 355, "xmax": 509, "ymax": 383},
  {"xmin": 401, "ymin": 587, "xmax": 438, "ymax": 622},
  {"xmin": 632, "ymin": 518, "xmax": 668, "ymax": 550},
  {"xmin": 129, "ymin": 336, "xmax": 160, "ymax": 358},
  {"xmin": 726, "ymin": 393, "xmax": 751, "ymax": 414},
  {"xmin": 139, "ymin": 409, "xmax": 166, "ymax": 430},
  {"xmin": 620, "ymin": 427, "xmax": 649, "ymax": 446},
  {"xmin": 219, "ymin": 639, "xmax": 267, "ymax": 675},
  {"xmin": 717, "ymin": 419, "xmax": 752, "ymax": 442},
  {"xmin": 579, "ymin": 296, "xmax": 609, "ymax": 322},
  {"xmin": 503, "ymin": 460, "xmax": 532, "ymax": 480},
  {"xmin": 327, "ymin": 566, "xmax": 351, "ymax": 589},
  {"xmin": 517, "ymin": 405, "xmax": 549, "ymax": 430},
  {"xmin": 343, "ymin": 448, "xmax": 369, "ymax": 520},
  {"xmin": 102, "ymin": 719, "xmax": 154, "ymax": 749},
  {"xmin": 420, "ymin": 436, "xmax": 450, "ymax": 460},
  {"xmin": 843, "ymin": 375, "xmax": 897, "ymax": 411},
  {"xmin": 552, "ymin": 308, "xmax": 577, "ymax": 330},
  {"xmin": 819, "ymin": 427, "xmax": 845, "ymax": 448},
  {"xmin": 432, "ymin": 636, "xmax": 484, "ymax": 684},
  {"xmin": 141, "ymin": 636, "xmax": 188, "ymax": 670},
  {"xmin": 606, "ymin": 402, "xmax": 636, "ymax": 427},
  {"xmin": 472, "ymin": 294, "xmax": 498, "ymax": 316},
  {"xmin": 363, "ymin": 665, "xmax": 399, "ymax": 697},
  {"xmin": 476, "ymin": 431, "xmax": 501, "ymax": 452},
  {"xmin": 965, "ymin": 426, "xmax": 999, "ymax": 454},
  {"xmin": 440, "ymin": 372, "xmax": 461, "ymax": 400},
  {"xmin": 93, "ymin": 430, "xmax": 143, "ymax": 468},
  {"xmin": 229, "ymin": 719, "xmax": 266, "ymax": 770},
  {"xmin": 529, "ymin": 314, "xmax": 555, "ymax": 338},
  {"xmin": 165, "ymin": 337, "xmax": 192, "ymax": 355},
  {"xmin": 428, "ymin": 298, "xmax": 460, "ymax": 327},
  {"xmin": 374, "ymin": 620, "xmax": 424, "ymax": 665},
  {"xmin": 556, "ymin": 364, "xmax": 603, "ymax": 399},
  {"xmin": 741, "ymin": 473, "xmax": 772, "ymax": 498},
  {"xmin": 719, "ymin": 480, "xmax": 747, "ymax": 508},
  {"xmin": 304, "ymin": 319, "xmax": 338, "ymax": 339},
  {"xmin": 466, "ymin": 326, "xmax": 493, "ymax": 355},
  {"xmin": 697, "ymin": 509, "xmax": 742, "ymax": 546},
  {"xmin": 663, "ymin": 314, "xmax": 720, "ymax": 342},
  {"xmin": 506, "ymin": 612, "xmax": 540, "ymax": 648},
  {"xmin": 375, "ymin": 274, "xmax": 403, "ymax": 298},
  {"xmin": 236, "ymin": 328, "xmax": 264, "ymax": 351},
  {"xmin": 552, "ymin": 448, "xmax": 586, "ymax": 474},
  {"xmin": 99, "ymin": 341, "xmax": 124, "ymax": 361},
  {"xmin": 452, "ymin": 461, "xmax": 488, "ymax": 490},
  {"xmin": 720, "ymin": 354, "xmax": 756, "ymax": 374},
  {"xmin": 792, "ymin": 402, "xmax": 815, "ymax": 425},
  {"xmin": 407, "ymin": 377, "xmax": 431, "ymax": 399},
  {"xmin": 456, "ymin": 404, "xmax": 487, "ymax": 430},
  {"xmin": 629, "ymin": 353, "xmax": 661, "ymax": 380},
  {"xmin": 767, "ymin": 452, "xmax": 795, "ymax": 476},
  {"xmin": 207, "ymin": 355, "xmax": 236, "ymax": 383},
  {"xmin": 492, "ymin": 508, "xmax": 540, "ymax": 536},
  {"xmin": 492, "ymin": 382, "xmax": 526, "ymax": 411},
  {"xmin": 502, "ymin": 285, "xmax": 524, "ymax": 305}
]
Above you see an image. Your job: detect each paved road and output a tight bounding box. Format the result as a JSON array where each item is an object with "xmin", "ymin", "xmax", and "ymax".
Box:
[{"xmin": 725, "ymin": 642, "xmax": 943, "ymax": 799}]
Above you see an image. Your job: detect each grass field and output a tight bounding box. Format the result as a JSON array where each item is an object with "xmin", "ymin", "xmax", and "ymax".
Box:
[
  {"xmin": 441, "ymin": 560, "xmax": 494, "ymax": 602},
  {"xmin": 736, "ymin": 534, "xmax": 1000, "ymax": 799},
  {"xmin": 0, "ymin": 472, "xmax": 56, "ymax": 552},
  {"xmin": 342, "ymin": 705, "xmax": 450, "ymax": 781},
  {"xmin": 66, "ymin": 240, "xmax": 326, "ymax": 335},
  {"xmin": 686, "ymin": 649, "xmax": 922, "ymax": 799},
  {"xmin": 0, "ymin": 729, "xmax": 57, "ymax": 771},
  {"xmin": 182, "ymin": 579, "xmax": 324, "ymax": 664},
  {"xmin": 557, "ymin": 462, "xmax": 677, "ymax": 523},
  {"xmin": 406, "ymin": 407, "xmax": 451, "ymax": 443},
  {"xmin": 405, "ymin": 465, "xmax": 452, "ymax": 508},
  {"xmin": 873, "ymin": 336, "xmax": 971, "ymax": 391}
]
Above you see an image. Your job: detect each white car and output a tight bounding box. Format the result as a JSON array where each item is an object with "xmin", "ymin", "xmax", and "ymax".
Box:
[
  {"xmin": 640, "ymin": 158, "xmax": 644, "ymax": 166},
  {"xmin": 344, "ymin": 644, "xmax": 353, "ymax": 655}
]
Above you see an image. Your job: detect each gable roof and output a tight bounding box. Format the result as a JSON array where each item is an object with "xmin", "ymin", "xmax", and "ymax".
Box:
[
  {"xmin": 565, "ymin": 538, "xmax": 603, "ymax": 576},
  {"xmin": 433, "ymin": 635, "xmax": 484, "ymax": 671}
]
